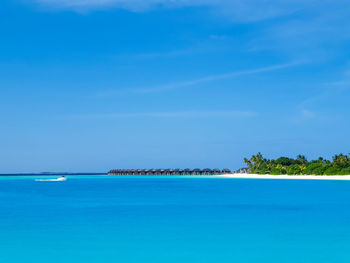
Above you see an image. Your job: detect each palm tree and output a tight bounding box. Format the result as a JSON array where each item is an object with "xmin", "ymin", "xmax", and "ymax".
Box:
[
  {"xmin": 296, "ymin": 155, "xmax": 308, "ymax": 165},
  {"xmin": 244, "ymin": 158, "xmax": 253, "ymax": 168},
  {"xmin": 333, "ymin": 154, "xmax": 350, "ymax": 168}
]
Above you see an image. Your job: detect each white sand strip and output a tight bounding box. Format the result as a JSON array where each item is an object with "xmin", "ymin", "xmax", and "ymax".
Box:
[{"xmin": 217, "ymin": 173, "xmax": 350, "ymax": 180}]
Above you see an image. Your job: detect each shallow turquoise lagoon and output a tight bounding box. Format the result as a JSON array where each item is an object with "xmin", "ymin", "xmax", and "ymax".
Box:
[{"xmin": 1, "ymin": 176, "xmax": 350, "ymax": 263}]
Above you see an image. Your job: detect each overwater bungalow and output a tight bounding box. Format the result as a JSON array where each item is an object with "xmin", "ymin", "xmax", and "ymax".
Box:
[
  {"xmin": 202, "ymin": 168, "xmax": 212, "ymax": 175},
  {"xmin": 108, "ymin": 168, "xmax": 232, "ymax": 176},
  {"xmin": 192, "ymin": 169, "xmax": 201, "ymax": 175},
  {"xmin": 222, "ymin": 168, "xmax": 232, "ymax": 174},
  {"xmin": 213, "ymin": 168, "xmax": 221, "ymax": 175},
  {"xmin": 184, "ymin": 169, "xmax": 191, "ymax": 175}
]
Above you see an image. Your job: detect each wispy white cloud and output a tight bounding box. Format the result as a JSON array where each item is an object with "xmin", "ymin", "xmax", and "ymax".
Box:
[
  {"xmin": 31, "ymin": 0, "xmax": 350, "ymax": 62},
  {"xmin": 291, "ymin": 108, "xmax": 318, "ymax": 124},
  {"xmin": 31, "ymin": 0, "xmax": 347, "ymax": 23},
  {"xmin": 325, "ymin": 74, "xmax": 350, "ymax": 89},
  {"xmin": 247, "ymin": 2, "xmax": 350, "ymax": 59},
  {"xmin": 33, "ymin": 0, "xmax": 209, "ymax": 12},
  {"xmin": 96, "ymin": 61, "xmax": 302, "ymax": 97},
  {"xmin": 296, "ymin": 68, "xmax": 350, "ymax": 121},
  {"xmin": 75, "ymin": 110, "xmax": 257, "ymax": 119},
  {"xmin": 127, "ymin": 61, "xmax": 303, "ymax": 94},
  {"xmin": 300, "ymin": 109, "xmax": 315, "ymax": 119},
  {"xmin": 325, "ymin": 81, "xmax": 350, "ymax": 88},
  {"xmin": 129, "ymin": 48, "xmax": 200, "ymax": 59}
]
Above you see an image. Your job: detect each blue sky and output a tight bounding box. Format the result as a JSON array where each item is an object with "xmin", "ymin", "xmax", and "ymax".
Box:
[{"xmin": 1, "ymin": 0, "xmax": 350, "ymax": 173}]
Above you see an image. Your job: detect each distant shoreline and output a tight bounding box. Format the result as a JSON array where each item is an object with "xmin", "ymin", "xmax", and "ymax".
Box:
[
  {"xmin": 2, "ymin": 173, "xmax": 350, "ymax": 180},
  {"xmin": 217, "ymin": 173, "xmax": 350, "ymax": 180},
  {"xmin": 0, "ymin": 173, "xmax": 107, "ymax": 177}
]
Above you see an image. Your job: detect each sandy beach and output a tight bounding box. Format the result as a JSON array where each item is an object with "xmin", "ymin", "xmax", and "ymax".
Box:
[{"xmin": 218, "ymin": 173, "xmax": 350, "ymax": 180}]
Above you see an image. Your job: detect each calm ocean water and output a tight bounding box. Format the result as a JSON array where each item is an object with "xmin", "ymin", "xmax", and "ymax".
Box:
[{"xmin": 0, "ymin": 176, "xmax": 349, "ymax": 263}]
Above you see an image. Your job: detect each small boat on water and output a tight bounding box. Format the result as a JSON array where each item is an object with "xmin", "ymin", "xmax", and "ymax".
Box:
[{"xmin": 35, "ymin": 176, "xmax": 67, "ymax": 182}]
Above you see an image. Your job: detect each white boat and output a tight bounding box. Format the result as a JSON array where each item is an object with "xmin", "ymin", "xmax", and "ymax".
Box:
[{"xmin": 35, "ymin": 176, "xmax": 67, "ymax": 182}]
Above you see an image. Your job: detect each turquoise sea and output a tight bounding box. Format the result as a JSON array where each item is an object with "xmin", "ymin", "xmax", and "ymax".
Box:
[{"xmin": 1, "ymin": 176, "xmax": 350, "ymax": 263}]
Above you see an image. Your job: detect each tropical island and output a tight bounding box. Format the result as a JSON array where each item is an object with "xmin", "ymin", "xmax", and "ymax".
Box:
[
  {"xmin": 106, "ymin": 153, "xmax": 350, "ymax": 180},
  {"xmin": 243, "ymin": 153, "xmax": 350, "ymax": 175}
]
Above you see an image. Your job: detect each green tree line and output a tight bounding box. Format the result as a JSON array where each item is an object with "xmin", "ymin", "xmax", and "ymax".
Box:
[{"xmin": 244, "ymin": 153, "xmax": 350, "ymax": 175}]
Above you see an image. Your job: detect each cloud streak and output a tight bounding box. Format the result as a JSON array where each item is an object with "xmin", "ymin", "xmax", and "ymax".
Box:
[
  {"xmin": 75, "ymin": 110, "xmax": 257, "ymax": 119},
  {"xmin": 96, "ymin": 61, "xmax": 303, "ymax": 97},
  {"xmin": 33, "ymin": 0, "xmax": 208, "ymax": 12},
  {"xmin": 31, "ymin": 1, "xmax": 350, "ymax": 63},
  {"xmin": 96, "ymin": 61, "xmax": 302, "ymax": 97},
  {"xmin": 130, "ymin": 61, "xmax": 303, "ymax": 93},
  {"xmin": 31, "ymin": 0, "xmax": 349, "ymax": 22}
]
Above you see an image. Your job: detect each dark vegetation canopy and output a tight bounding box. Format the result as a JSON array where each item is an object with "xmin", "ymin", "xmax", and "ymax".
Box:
[{"xmin": 244, "ymin": 153, "xmax": 350, "ymax": 175}]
